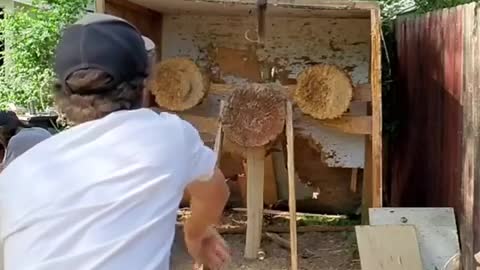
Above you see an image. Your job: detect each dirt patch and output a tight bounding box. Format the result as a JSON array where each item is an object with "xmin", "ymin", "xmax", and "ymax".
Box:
[
  {"xmin": 172, "ymin": 210, "xmax": 361, "ymax": 270},
  {"xmin": 171, "ymin": 231, "xmax": 360, "ymax": 270}
]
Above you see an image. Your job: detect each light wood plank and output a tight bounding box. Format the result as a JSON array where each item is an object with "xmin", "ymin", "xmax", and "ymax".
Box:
[
  {"xmin": 350, "ymin": 168, "xmax": 358, "ymax": 193},
  {"xmin": 356, "ymin": 225, "xmax": 423, "ymax": 270},
  {"xmin": 264, "ymin": 154, "xmax": 279, "ymax": 205},
  {"xmin": 245, "ymin": 147, "xmax": 265, "ymax": 259},
  {"xmin": 369, "ymin": 6, "xmax": 383, "ymax": 210},
  {"xmin": 286, "ymin": 101, "xmax": 299, "ymax": 270},
  {"xmin": 209, "ymin": 83, "xmax": 372, "ymax": 102},
  {"xmin": 370, "ymin": 208, "xmax": 460, "ymax": 270},
  {"xmin": 213, "ymin": 101, "xmax": 225, "ymax": 164},
  {"xmin": 95, "ymin": 0, "xmax": 105, "ymax": 12},
  {"xmin": 319, "ymin": 116, "xmax": 372, "ymax": 135},
  {"xmin": 361, "ymin": 137, "xmax": 372, "ymax": 224}
]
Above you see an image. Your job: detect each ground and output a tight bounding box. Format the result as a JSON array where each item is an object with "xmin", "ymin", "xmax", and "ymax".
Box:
[{"xmin": 171, "ymin": 210, "xmax": 361, "ymax": 270}]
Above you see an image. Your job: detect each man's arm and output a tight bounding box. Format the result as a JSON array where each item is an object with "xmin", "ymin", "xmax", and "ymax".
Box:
[{"xmin": 184, "ymin": 168, "xmax": 229, "ymax": 239}]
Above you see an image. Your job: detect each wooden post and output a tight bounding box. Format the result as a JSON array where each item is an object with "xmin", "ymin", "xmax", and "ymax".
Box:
[
  {"xmin": 245, "ymin": 147, "xmax": 266, "ymax": 259},
  {"xmin": 214, "ymin": 101, "xmax": 225, "ymax": 162},
  {"xmin": 286, "ymin": 101, "xmax": 298, "ymax": 270},
  {"xmin": 95, "ymin": 0, "xmax": 105, "ymax": 13},
  {"xmin": 350, "ymin": 168, "xmax": 358, "ymax": 193},
  {"xmin": 369, "ymin": 7, "xmax": 383, "ymax": 210},
  {"xmin": 362, "ymin": 6, "xmax": 383, "ymax": 224}
]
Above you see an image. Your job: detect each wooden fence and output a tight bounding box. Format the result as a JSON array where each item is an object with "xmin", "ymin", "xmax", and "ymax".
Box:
[{"xmin": 391, "ymin": 3, "xmax": 480, "ymax": 268}]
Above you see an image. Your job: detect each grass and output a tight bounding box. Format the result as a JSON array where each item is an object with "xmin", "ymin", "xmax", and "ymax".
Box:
[{"xmin": 297, "ymin": 215, "xmax": 361, "ymax": 227}]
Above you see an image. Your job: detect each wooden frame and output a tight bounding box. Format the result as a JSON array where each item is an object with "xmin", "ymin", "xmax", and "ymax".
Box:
[{"xmin": 103, "ymin": 0, "xmax": 383, "ymax": 224}]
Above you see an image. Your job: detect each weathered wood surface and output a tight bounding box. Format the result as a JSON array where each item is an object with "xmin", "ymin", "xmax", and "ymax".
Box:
[
  {"xmin": 244, "ymin": 148, "xmax": 266, "ymax": 259},
  {"xmin": 393, "ymin": 3, "xmax": 480, "ymax": 268},
  {"xmin": 128, "ymin": 0, "xmax": 378, "ymax": 16},
  {"xmin": 356, "ymin": 225, "xmax": 423, "ymax": 270},
  {"xmin": 286, "ymin": 102, "xmax": 298, "ymax": 270},
  {"xmin": 369, "ymin": 7, "xmax": 383, "ymax": 211},
  {"xmin": 112, "ymin": 0, "xmax": 381, "ymax": 216},
  {"xmin": 162, "ymin": 14, "xmax": 371, "ymax": 169},
  {"xmin": 369, "ymin": 208, "xmax": 460, "ymax": 270}
]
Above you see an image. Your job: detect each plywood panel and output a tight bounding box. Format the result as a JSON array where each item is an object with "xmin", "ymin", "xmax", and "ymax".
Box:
[
  {"xmin": 370, "ymin": 208, "xmax": 460, "ymax": 270},
  {"xmin": 356, "ymin": 225, "xmax": 423, "ymax": 270},
  {"xmin": 161, "ymin": 14, "xmax": 370, "ymax": 168}
]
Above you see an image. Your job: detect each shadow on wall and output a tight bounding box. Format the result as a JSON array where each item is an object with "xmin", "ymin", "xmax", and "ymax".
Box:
[{"xmin": 389, "ymin": 12, "xmax": 463, "ymax": 210}]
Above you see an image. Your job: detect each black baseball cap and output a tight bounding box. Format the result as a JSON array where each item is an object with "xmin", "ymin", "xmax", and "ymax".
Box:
[{"xmin": 54, "ymin": 13, "xmax": 155, "ymax": 93}]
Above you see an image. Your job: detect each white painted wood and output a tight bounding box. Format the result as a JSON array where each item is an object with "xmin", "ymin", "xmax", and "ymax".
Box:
[
  {"xmin": 129, "ymin": 0, "xmax": 371, "ymax": 17},
  {"xmin": 161, "ymin": 14, "xmax": 369, "ymax": 168},
  {"xmin": 369, "ymin": 208, "xmax": 461, "ymax": 270}
]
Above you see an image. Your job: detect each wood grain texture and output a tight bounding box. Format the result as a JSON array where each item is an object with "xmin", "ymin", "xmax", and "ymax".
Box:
[
  {"xmin": 356, "ymin": 225, "xmax": 423, "ymax": 270},
  {"xmin": 210, "ymin": 83, "xmax": 372, "ymax": 103},
  {"xmin": 245, "ymin": 147, "xmax": 265, "ymax": 259},
  {"xmin": 286, "ymin": 101, "xmax": 299, "ymax": 270},
  {"xmin": 350, "ymin": 168, "xmax": 358, "ymax": 193},
  {"xmin": 369, "ymin": 7, "xmax": 382, "ymax": 209},
  {"xmin": 362, "ymin": 137, "xmax": 372, "ymax": 224},
  {"xmin": 95, "ymin": 0, "xmax": 105, "ymax": 12},
  {"xmin": 461, "ymin": 3, "xmax": 480, "ymax": 269}
]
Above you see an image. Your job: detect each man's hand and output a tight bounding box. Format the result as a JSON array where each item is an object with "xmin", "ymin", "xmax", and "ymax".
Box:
[{"xmin": 185, "ymin": 226, "xmax": 231, "ymax": 269}]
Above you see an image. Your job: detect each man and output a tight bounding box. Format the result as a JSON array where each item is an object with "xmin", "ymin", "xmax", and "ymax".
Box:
[
  {"xmin": 0, "ymin": 13, "xmax": 230, "ymax": 270},
  {"xmin": 0, "ymin": 111, "xmax": 51, "ymax": 169}
]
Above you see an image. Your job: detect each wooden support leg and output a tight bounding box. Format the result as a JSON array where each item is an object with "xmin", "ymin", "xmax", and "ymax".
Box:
[
  {"xmin": 361, "ymin": 137, "xmax": 373, "ymax": 224},
  {"xmin": 245, "ymin": 147, "xmax": 265, "ymax": 259},
  {"xmin": 197, "ymin": 101, "xmax": 225, "ymax": 270},
  {"xmin": 350, "ymin": 168, "xmax": 358, "ymax": 193},
  {"xmin": 286, "ymin": 101, "xmax": 298, "ymax": 270}
]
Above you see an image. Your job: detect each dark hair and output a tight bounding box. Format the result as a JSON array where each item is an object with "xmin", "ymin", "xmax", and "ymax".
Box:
[
  {"xmin": 53, "ymin": 69, "xmax": 146, "ymax": 124},
  {"xmin": 0, "ymin": 111, "xmax": 29, "ymax": 147}
]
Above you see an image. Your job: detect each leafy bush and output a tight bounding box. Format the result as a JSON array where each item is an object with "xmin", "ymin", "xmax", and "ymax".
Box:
[{"xmin": 0, "ymin": 0, "xmax": 90, "ymax": 112}]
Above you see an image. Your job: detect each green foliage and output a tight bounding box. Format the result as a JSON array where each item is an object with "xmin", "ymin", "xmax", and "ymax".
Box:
[
  {"xmin": 414, "ymin": 0, "xmax": 475, "ymax": 13},
  {"xmin": 0, "ymin": 0, "xmax": 90, "ymax": 112}
]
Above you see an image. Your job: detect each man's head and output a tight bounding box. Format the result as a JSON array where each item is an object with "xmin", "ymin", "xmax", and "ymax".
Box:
[
  {"xmin": 0, "ymin": 111, "xmax": 27, "ymax": 148},
  {"xmin": 53, "ymin": 13, "xmax": 156, "ymax": 124}
]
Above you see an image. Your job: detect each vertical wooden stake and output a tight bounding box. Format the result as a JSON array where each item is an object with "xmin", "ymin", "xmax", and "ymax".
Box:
[
  {"xmin": 286, "ymin": 101, "xmax": 298, "ymax": 270},
  {"xmin": 350, "ymin": 168, "xmax": 358, "ymax": 193},
  {"xmin": 214, "ymin": 101, "xmax": 226, "ymax": 163},
  {"xmin": 95, "ymin": 0, "xmax": 105, "ymax": 13},
  {"xmin": 245, "ymin": 147, "xmax": 265, "ymax": 259},
  {"xmin": 197, "ymin": 101, "xmax": 225, "ymax": 270}
]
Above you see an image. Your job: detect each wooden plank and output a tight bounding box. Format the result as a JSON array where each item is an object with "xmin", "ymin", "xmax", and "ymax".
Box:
[
  {"xmin": 272, "ymin": 143, "xmax": 289, "ymax": 200},
  {"xmin": 286, "ymin": 101, "xmax": 298, "ymax": 270},
  {"xmin": 245, "ymin": 147, "xmax": 265, "ymax": 259},
  {"xmin": 264, "ymin": 154, "xmax": 279, "ymax": 205},
  {"xmin": 461, "ymin": 3, "xmax": 480, "ymax": 269},
  {"xmin": 177, "ymin": 0, "xmax": 379, "ymax": 10},
  {"xmin": 361, "ymin": 137, "xmax": 372, "ymax": 224},
  {"xmin": 209, "ymin": 83, "xmax": 372, "ymax": 102},
  {"xmin": 356, "ymin": 225, "xmax": 423, "ymax": 270},
  {"xmin": 95, "ymin": 0, "xmax": 105, "ymax": 12},
  {"xmin": 213, "ymin": 101, "xmax": 225, "ymax": 162},
  {"xmin": 369, "ymin": 7, "xmax": 383, "ymax": 209},
  {"xmin": 241, "ymin": 154, "xmax": 279, "ymax": 206},
  {"xmin": 318, "ymin": 116, "xmax": 372, "ymax": 135},
  {"xmin": 370, "ymin": 208, "xmax": 460, "ymax": 270},
  {"xmin": 350, "ymin": 168, "xmax": 358, "ymax": 193}
]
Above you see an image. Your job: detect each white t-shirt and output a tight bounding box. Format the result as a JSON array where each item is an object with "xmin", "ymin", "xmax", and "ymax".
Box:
[{"xmin": 0, "ymin": 109, "xmax": 217, "ymax": 270}]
